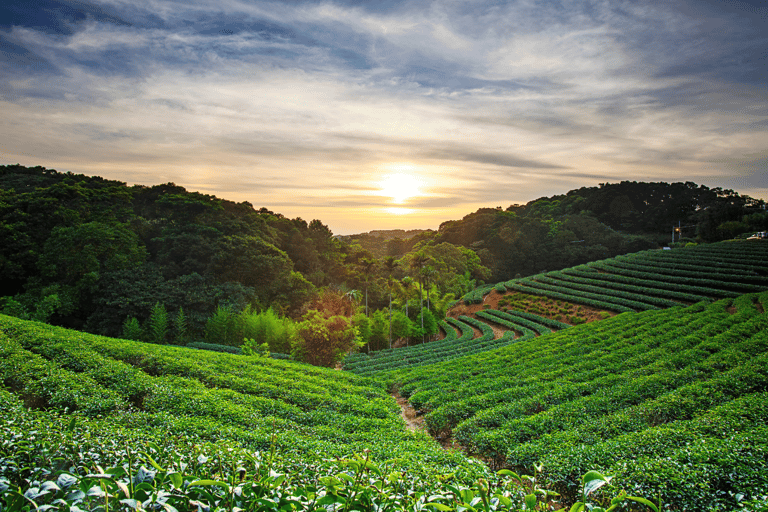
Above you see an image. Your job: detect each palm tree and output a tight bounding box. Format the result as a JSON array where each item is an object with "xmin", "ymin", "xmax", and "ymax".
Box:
[
  {"xmin": 382, "ymin": 256, "xmax": 399, "ymax": 350},
  {"xmin": 420, "ymin": 265, "xmax": 438, "ymax": 340},
  {"xmin": 421, "ymin": 265, "xmax": 437, "ymax": 312},
  {"xmin": 410, "ymin": 252, "xmax": 431, "ymax": 343},
  {"xmin": 400, "ymin": 276, "xmax": 414, "ymax": 318},
  {"xmin": 343, "ymin": 288, "xmax": 362, "ymax": 305},
  {"xmin": 357, "ymin": 257, "xmax": 377, "ymax": 317}
]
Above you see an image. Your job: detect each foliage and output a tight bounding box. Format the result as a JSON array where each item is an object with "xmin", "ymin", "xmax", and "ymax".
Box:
[
  {"xmin": 121, "ymin": 317, "xmax": 142, "ymax": 341},
  {"xmin": 0, "ymin": 165, "xmax": 344, "ymax": 338},
  {"xmin": 239, "ymin": 307, "xmax": 297, "ymax": 355},
  {"xmin": 186, "ymin": 341, "xmax": 244, "ymax": 355},
  {"xmin": 297, "ymin": 310, "xmax": 361, "ymax": 367},
  {"xmin": 204, "ymin": 305, "xmax": 233, "ymax": 346},
  {"xmin": 382, "ymin": 292, "xmax": 768, "ymax": 510},
  {"xmin": 0, "ymin": 313, "xmax": 663, "ymax": 512},
  {"xmin": 147, "ymin": 302, "xmax": 169, "ymax": 344},
  {"xmin": 173, "ymin": 307, "xmax": 188, "ymax": 345}
]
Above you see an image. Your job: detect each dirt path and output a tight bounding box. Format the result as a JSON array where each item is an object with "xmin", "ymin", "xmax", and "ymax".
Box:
[
  {"xmin": 392, "ymin": 392, "xmax": 469, "ymax": 454},
  {"xmin": 392, "ymin": 391, "xmax": 424, "ymax": 431}
]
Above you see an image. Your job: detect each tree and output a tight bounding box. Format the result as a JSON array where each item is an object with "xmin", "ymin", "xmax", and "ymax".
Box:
[
  {"xmin": 36, "ymin": 221, "xmax": 146, "ymax": 316},
  {"xmin": 357, "ymin": 257, "xmax": 377, "ymax": 316},
  {"xmin": 292, "ymin": 288, "xmax": 361, "ymax": 366},
  {"xmin": 367, "ymin": 309, "xmax": 389, "ymax": 352},
  {"xmin": 148, "ymin": 302, "xmax": 169, "ymax": 344},
  {"xmin": 174, "ymin": 307, "xmax": 188, "ymax": 345},
  {"xmin": 297, "ymin": 310, "xmax": 360, "ymax": 367},
  {"xmin": 382, "ymin": 256, "xmax": 399, "ymax": 349},
  {"xmin": 409, "ymin": 252, "xmax": 431, "ymax": 343},
  {"xmin": 390, "ymin": 310, "xmax": 414, "ymax": 346},
  {"xmin": 421, "ymin": 265, "xmax": 437, "ymax": 312},
  {"xmin": 400, "ymin": 277, "xmax": 415, "ymax": 318},
  {"xmin": 421, "ymin": 309, "xmax": 439, "ymax": 341},
  {"xmin": 122, "ymin": 316, "xmax": 143, "ymax": 341},
  {"xmin": 205, "ymin": 305, "xmax": 232, "ymax": 346}
]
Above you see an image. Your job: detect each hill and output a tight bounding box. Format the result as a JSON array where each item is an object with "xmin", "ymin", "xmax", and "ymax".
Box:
[
  {"xmin": 0, "ymin": 314, "xmax": 499, "ymax": 510},
  {"xmin": 343, "ymin": 293, "xmax": 768, "ymax": 510},
  {"xmin": 341, "ymin": 241, "xmax": 768, "ymax": 510},
  {"xmin": 2, "ymin": 240, "xmax": 768, "ymax": 510},
  {"xmin": 340, "ymin": 229, "xmax": 434, "ymax": 259}
]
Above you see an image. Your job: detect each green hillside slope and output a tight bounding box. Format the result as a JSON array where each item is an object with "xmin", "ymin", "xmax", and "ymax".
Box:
[
  {"xmin": 385, "ymin": 293, "xmax": 768, "ymax": 509},
  {"xmin": 0, "ymin": 316, "xmax": 499, "ymax": 510}
]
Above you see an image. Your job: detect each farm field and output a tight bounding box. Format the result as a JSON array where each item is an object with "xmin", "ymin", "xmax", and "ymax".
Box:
[
  {"xmin": 2, "ymin": 241, "xmax": 768, "ymax": 511},
  {"xmin": 347, "ymin": 241, "xmax": 768, "ymax": 376},
  {"xmin": 0, "ymin": 315, "xmax": 497, "ymax": 511},
  {"xmin": 502, "ymin": 241, "xmax": 768, "ymax": 314},
  {"xmin": 385, "ymin": 292, "xmax": 768, "ymax": 510}
]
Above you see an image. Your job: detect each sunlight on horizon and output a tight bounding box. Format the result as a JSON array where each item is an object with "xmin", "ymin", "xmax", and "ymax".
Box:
[
  {"xmin": 377, "ymin": 168, "xmax": 423, "ymax": 205},
  {"xmin": 384, "ymin": 206, "xmax": 417, "ymax": 215}
]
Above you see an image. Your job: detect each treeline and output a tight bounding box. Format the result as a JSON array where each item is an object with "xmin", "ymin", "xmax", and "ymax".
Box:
[
  {"xmin": 0, "ymin": 165, "xmax": 343, "ymax": 335},
  {"xmin": 351, "ymin": 181, "xmax": 767, "ymax": 282},
  {"xmin": 4, "ymin": 165, "xmax": 765, "ymax": 364},
  {"xmin": 0, "ymin": 165, "xmax": 485, "ymax": 364}
]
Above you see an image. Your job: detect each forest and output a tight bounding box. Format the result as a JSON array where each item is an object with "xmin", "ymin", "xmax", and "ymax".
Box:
[{"xmin": 1, "ymin": 164, "xmax": 766, "ymax": 367}]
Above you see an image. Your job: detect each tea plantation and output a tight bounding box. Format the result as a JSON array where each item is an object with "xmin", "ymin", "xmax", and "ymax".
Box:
[
  {"xmin": 2, "ymin": 241, "xmax": 768, "ymax": 511},
  {"xmin": 387, "ymin": 293, "xmax": 768, "ymax": 510}
]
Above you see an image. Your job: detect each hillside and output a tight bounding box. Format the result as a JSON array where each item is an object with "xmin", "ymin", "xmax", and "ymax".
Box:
[
  {"xmin": 340, "ymin": 241, "xmax": 768, "ymax": 510},
  {"xmin": 2, "ymin": 241, "xmax": 768, "ymax": 510},
  {"xmin": 0, "ymin": 315, "xmax": 499, "ymax": 510},
  {"xmin": 3, "ymin": 165, "xmax": 768, "ymax": 510},
  {"xmin": 344, "ymin": 240, "xmax": 768, "ymax": 374}
]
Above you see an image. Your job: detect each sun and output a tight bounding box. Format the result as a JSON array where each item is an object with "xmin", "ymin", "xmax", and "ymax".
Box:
[{"xmin": 378, "ymin": 172, "xmax": 422, "ymax": 205}]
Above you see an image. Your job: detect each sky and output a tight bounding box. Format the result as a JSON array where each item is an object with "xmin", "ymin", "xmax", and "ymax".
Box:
[{"xmin": 1, "ymin": 0, "xmax": 766, "ymax": 235}]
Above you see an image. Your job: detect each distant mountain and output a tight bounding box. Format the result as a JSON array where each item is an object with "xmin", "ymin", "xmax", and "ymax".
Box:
[{"xmin": 340, "ymin": 229, "xmax": 435, "ymax": 259}]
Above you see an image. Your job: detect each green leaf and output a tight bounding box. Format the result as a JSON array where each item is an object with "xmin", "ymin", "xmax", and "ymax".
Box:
[
  {"xmin": 582, "ymin": 471, "xmax": 612, "ymax": 497},
  {"xmin": 188, "ymin": 480, "xmax": 230, "ymax": 492},
  {"xmin": 525, "ymin": 493, "xmax": 537, "ymax": 510},
  {"xmin": 496, "ymin": 469, "xmax": 522, "ymax": 483},
  {"xmin": 425, "ymin": 503, "xmax": 453, "ymax": 511},
  {"xmin": 142, "ymin": 452, "xmax": 165, "ymax": 472},
  {"xmin": 336, "ymin": 473, "xmax": 355, "ymax": 484},
  {"xmin": 627, "ymin": 496, "xmax": 659, "ymax": 512},
  {"xmin": 569, "ymin": 502, "xmax": 586, "ymax": 512},
  {"xmin": 168, "ymin": 472, "xmax": 182, "ymax": 489}
]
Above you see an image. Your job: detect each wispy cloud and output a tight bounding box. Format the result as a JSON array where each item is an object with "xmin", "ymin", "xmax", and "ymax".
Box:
[{"xmin": 1, "ymin": 0, "xmax": 766, "ymax": 233}]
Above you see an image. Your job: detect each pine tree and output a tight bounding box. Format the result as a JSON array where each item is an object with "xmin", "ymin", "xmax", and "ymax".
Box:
[
  {"xmin": 122, "ymin": 317, "xmax": 143, "ymax": 341},
  {"xmin": 174, "ymin": 307, "xmax": 188, "ymax": 345},
  {"xmin": 148, "ymin": 302, "xmax": 169, "ymax": 344}
]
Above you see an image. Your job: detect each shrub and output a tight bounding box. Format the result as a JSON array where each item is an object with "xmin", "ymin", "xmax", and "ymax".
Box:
[
  {"xmin": 148, "ymin": 302, "xmax": 169, "ymax": 344},
  {"xmin": 121, "ymin": 317, "xmax": 143, "ymax": 341}
]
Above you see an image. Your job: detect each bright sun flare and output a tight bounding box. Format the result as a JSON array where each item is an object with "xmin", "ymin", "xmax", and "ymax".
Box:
[{"xmin": 378, "ymin": 172, "xmax": 422, "ymax": 205}]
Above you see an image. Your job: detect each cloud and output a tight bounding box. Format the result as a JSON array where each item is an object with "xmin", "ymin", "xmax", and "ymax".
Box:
[
  {"xmin": 0, "ymin": 0, "xmax": 766, "ymax": 234},
  {"xmin": 421, "ymin": 146, "xmax": 568, "ymax": 170}
]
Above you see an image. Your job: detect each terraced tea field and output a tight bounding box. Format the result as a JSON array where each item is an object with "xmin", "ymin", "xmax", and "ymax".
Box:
[
  {"xmin": 2, "ymin": 240, "xmax": 768, "ymax": 511},
  {"xmin": 386, "ymin": 293, "xmax": 768, "ymax": 509},
  {"xmin": 0, "ymin": 316, "xmax": 494, "ymax": 510},
  {"xmin": 341, "ymin": 241, "xmax": 768, "ymax": 509}
]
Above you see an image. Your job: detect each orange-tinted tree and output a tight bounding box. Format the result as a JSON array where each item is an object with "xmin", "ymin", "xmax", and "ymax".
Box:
[{"xmin": 294, "ymin": 289, "xmax": 361, "ymax": 367}]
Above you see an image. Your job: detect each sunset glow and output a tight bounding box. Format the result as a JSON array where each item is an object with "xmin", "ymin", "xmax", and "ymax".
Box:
[
  {"xmin": 378, "ymin": 171, "xmax": 423, "ymax": 205},
  {"xmin": 0, "ymin": 1, "xmax": 765, "ymax": 234}
]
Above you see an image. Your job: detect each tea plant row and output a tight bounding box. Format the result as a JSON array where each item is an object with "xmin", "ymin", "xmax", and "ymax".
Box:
[
  {"xmin": 0, "ymin": 315, "xmax": 477, "ymax": 477},
  {"xmin": 0, "ymin": 314, "xmax": 660, "ymax": 512},
  {"xmin": 344, "ymin": 317, "xmax": 517, "ymax": 376},
  {"xmin": 462, "ymin": 241, "xmax": 768, "ymax": 313},
  {"xmin": 383, "ymin": 293, "xmax": 768, "ymax": 510}
]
